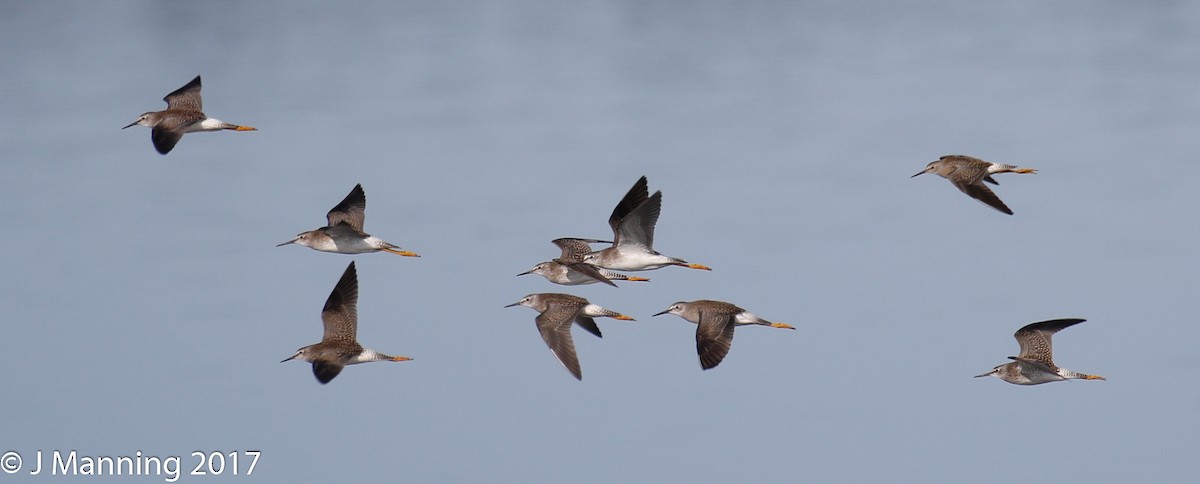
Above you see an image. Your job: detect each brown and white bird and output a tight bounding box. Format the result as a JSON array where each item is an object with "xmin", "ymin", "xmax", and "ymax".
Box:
[
  {"xmin": 505, "ymin": 293, "xmax": 634, "ymax": 380},
  {"xmin": 975, "ymin": 318, "xmax": 1105, "ymax": 385},
  {"xmin": 282, "ymin": 261, "xmax": 411, "ymax": 384},
  {"xmin": 123, "ymin": 75, "xmax": 256, "ymax": 154},
  {"xmin": 581, "ymin": 176, "xmax": 712, "ymax": 271},
  {"xmin": 911, "ymin": 155, "xmax": 1036, "ymax": 215},
  {"xmin": 653, "ymin": 300, "xmax": 794, "ymax": 370},
  {"xmin": 277, "ymin": 184, "xmax": 419, "ymax": 257},
  {"xmin": 518, "ymin": 238, "xmax": 649, "ymax": 286}
]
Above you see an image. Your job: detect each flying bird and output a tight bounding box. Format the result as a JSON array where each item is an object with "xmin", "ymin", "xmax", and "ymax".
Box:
[
  {"xmin": 505, "ymin": 293, "xmax": 634, "ymax": 380},
  {"xmin": 975, "ymin": 318, "xmax": 1105, "ymax": 385},
  {"xmin": 518, "ymin": 238, "xmax": 649, "ymax": 286},
  {"xmin": 282, "ymin": 262, "xmax": 412, "ymax": 384},
  {"xmin": 277, "ymin": 184, "xmax": 419, "ymax": 257},
  {"xmin": 123, "ymin": 75, "xmax": 256, "ymax": 154},
  {"xmin": 911, "ymin": 155, "xmax": 1036, "ymax": 215},
  {"xmin": 653, "ymin": 300, "xmax": 793, "ymax": 370},
  {"xmin": 581, "ymin": 176, "xmax": 712, "ymax": 271}
]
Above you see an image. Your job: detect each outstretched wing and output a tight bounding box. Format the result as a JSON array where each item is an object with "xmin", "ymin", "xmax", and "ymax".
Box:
[
  {"xmin": 321, "ymin": 262, "xmax": 360, "ymax": 342},
  {"xmin": 695, "ymin": 310, "xmax": 735, "ymax": 370},
  {"xmin": 326, "ymin": 184, "xmax": 367, "ymax": 230},
  {"xmin": 1013, "ymin": 318, "xmax": 1086, "ymax": 367},
  {"xmin": 534, "ymin": 299, "xmax": 587, "ymax": 380},
  {"xmin": 536, "ymin": 306, "xmax": 582, "ymax": 380},
  {"xmin": 608, "ymin": 177, "xmax": 650, "ymax": 245},
  {"xmin": 953, "ymin": 180, "xmax": 1013, "ymax": 215},
  {"xmin": 164, "ymin": 76, "xmax": 203, "ymax": 111},
  {"xmin": 614, "ymin": 191, "xmax": 662, "ymax": 248}
]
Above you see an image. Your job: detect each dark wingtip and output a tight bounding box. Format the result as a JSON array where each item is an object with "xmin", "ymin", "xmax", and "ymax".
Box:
[{"xmin": 180, "ymin": 75, "xmax": 202, "ymax": 91}]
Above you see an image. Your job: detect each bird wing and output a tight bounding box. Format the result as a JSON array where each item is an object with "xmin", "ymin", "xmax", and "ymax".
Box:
[
  {"xmin": 614, "ymin": 191, "xmax": 662, "ymax": 249},
  {"xmin": 695, "ymin": 309, "xmax": 736, "ymax": 370},
  {"xmin": 573, "ymin": 315, "xmax": 604, "ymax": 338},
  {"xmin": 607, "ymin": 177, "xmax": 650, "ymax": 246},
  {"xmin": 1013, "ymin": 318, "xmax": 1086, "ymax": 367},
  {"xmin": 150, "ymin": 128, "xmax": 184, "ymax": 155},
  {"xmin": 164, "ymin": 76, "xmax": 203, "ymax": 111},
  {"xmin": 1007, "ymin": 356, "xmax": 1058, "ymax": 375},
  {"xmin": 321, "ymin": 262, "xmax": 360, "ymax": 342},
  {"xmin": 312, "ymin": 361, "xmax": 345, "ymax": 384},
  {"xmin": 326, "ymin": 184, "xmax": 367, "ymax": 230},
  {"xmin": 953, "ymin": 180, "xmax": 1013, "ymax": 215},
  {"xmin": 536, "ymin": 303, "xmax": 583, "ymax": 380},
  {"xmin": 564, "ymin": 262, "xmax": 617, "ymax": 287},
  {"xmin": 552, "ymin": 238, "xmax": 607, "ymax": 262}
]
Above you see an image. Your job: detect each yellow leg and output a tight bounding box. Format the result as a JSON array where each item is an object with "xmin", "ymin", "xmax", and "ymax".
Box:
[{"xmin": 383, "ymin": 248, "xmax": 420, "ymax": 257}]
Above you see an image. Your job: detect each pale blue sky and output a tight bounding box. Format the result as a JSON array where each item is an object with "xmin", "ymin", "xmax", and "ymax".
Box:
[{"xmin": 2, "ymin": 1, "xmax": 1198, "ymax": 482}]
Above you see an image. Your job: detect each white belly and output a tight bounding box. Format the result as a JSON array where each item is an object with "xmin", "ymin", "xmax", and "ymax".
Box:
[{"xmin": 595, "ymin": 248, "xmax": 674, "ymax": 271}]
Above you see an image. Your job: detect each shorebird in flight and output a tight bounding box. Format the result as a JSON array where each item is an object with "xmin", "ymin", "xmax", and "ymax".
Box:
[
  {"xmin": 124, "ymin": 75, "xmax": 256, "ymax": 154},
  {"xmin": 911, "ymin": 155, "xmax": 1036, "ymax": 215},
  {"xmin": 975, "ymin": 318, "xmax": 1105, "ymax": 385}
]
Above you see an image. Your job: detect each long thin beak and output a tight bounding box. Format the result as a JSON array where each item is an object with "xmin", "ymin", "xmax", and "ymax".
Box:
[
  {"xmin": 280, "ymin": 355, "xmax": 297, "ymax": 363},
  {"xmin": 652, "ymin": 310, "xmax": 670, "ymax": 317},
  {"xmin": 973, "ymin": 371, "xmax": 993, "ymax": 378},
  {"xmin": 516, "ymin": 270, "xmax": 533, "ymax": 277},
  {"xmin": 276, "ymin": 238, "xmax": 297, "ymax": 247},
  {"xmin": 504, "ymin": 302, "xmax": 521, "ymax": 308},
  {"xmin": 910, "ymin": 170, "xmax": 927, "ymax": 178},
  {"xmin": 122, "ymin": 121, "xmax": 138, "ymax": 129}
]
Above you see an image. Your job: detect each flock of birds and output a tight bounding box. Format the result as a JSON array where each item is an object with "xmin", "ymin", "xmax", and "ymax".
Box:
[
  {"xmin": 124, "ymin": 75, "xmax": 1107, "ymax": 385},
  {"xmin": 506, "ymin": 175, "xmax": 797, "ymax": 379}
]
